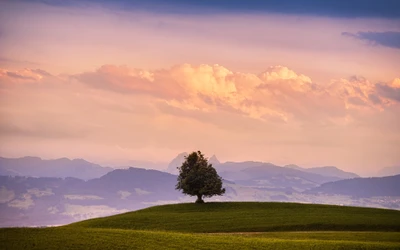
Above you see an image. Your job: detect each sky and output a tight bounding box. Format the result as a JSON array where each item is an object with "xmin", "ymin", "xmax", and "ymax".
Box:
[{"xmin": 0, "ymin": 0, "xmax": 399, "ymax": 175}]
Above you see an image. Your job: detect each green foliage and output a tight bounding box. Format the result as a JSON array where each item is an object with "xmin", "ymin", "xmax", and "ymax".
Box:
[
  {"xmin": 176, "ymin": 151, "xmax": 225, "ymax": 203},
  {"xmin": 71, "ymin": 202, "xmax": 400, "ymax": 233}
]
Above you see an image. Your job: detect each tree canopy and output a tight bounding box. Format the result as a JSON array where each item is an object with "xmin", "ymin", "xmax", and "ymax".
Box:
[{"xmin": 176, "ymin": 151, "xmax": 225, "ymax": 203}]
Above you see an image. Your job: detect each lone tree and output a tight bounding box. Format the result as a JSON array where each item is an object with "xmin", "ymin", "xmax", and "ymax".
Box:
[{"xmin": 176, "ymin": 151, "xmax": 225, "ymax": 203}]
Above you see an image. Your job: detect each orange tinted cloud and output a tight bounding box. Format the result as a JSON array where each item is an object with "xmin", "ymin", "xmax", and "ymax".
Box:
[
  {"xmin": 1, "ymin": 64, "xmax": 399, "ymax": 174},
  {"xmin": 0, "ymin": 68, "xmax": 51, "ymax": 82},
  {"xmin": 72, "ymin": 64, "xmax": 399, "ymax": 124},
  {"xmin": 3, "ymin": 64, "xmax": 398, "ymax": 124}
]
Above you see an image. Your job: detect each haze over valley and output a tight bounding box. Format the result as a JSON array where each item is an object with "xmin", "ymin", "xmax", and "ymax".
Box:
[{"xmin": 1, "ymin": 154, "xmax": 399, "ymax": 227}]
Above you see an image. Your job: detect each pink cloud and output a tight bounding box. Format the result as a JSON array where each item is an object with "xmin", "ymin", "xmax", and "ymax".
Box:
[
  {"xmin": 0, "ymin": 64, "xmax": 399, "ymax": 173},
  {"xmin": 3, "ymin": 64, "xmax": 398, "ymax": 126},
  {"xmin": 375, "ymin": 78, "xmax": 400, "ymax": 103},
  {"xmin": 0, "ymin": 68, "xmax": 51, "ymax": 83},
  {"xmin": 75, "ymin": 65, "xmax": 187, "ymax": 100}
]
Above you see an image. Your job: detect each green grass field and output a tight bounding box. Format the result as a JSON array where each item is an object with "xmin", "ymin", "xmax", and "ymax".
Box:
[
  {"xmin": 70, "ymin": 202, "xmax": 400, "ymax": 232},
  {"xmin": 1, "ymin": 202, "xmax": 400, "ymax": 249}
]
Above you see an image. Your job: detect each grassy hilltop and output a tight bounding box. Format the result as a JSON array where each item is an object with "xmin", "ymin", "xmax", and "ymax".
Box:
[
  {"xmin": 2, "ymin": 202, "xmax": 400, "ymax": 249},
  {"xmin": 70, "ymin": 202, "xmax": 400, "ymax": 232}
]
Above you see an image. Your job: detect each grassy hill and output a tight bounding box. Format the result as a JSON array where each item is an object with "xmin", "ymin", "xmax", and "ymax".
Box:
[
  {"xmin": 70, "ymin": 202, "xmax": 400, "ymax": 232},
  {"xmin": 2, "ymin": 202, "xmax": 400, "ymax": 249}
]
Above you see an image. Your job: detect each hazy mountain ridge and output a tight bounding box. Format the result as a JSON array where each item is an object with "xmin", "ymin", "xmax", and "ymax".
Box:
[
  {"xmin": 307, "ymin": 174, "xmax": 400, "ymax": 198},
  {"xmin": 165, "ymin": 156, "xmax": 344, "ymax": 192},
  {"xmin": 214, "ymin": 162, "xmax": 345, "ymax": 192},
  {"xmin": 0, "ymin": 156, "xmax": 113, "ymax": 180},
  {"xmin": 87, "ymin": 167, "xmax": 181, "ymax": 202},
  {"xmin": 284, "ymin": 164, "xmax": 359, "ymax": 179},
  {"xmin": 166, "ymin": 152, "xmax": 188, "ymax": 175},
  {"xmin": 1, "ymin": 155, "xmax": 360, "ymax": 182},
  {"xmin": 208, "ymin": 155, "xmax": 221, "ymax": 166},
  {"xmin": 166, "ymin": 153, "xmax": 359, "ymax": 182},
  {"xmin": 0, "ymin": 168, "xmax": 183, "ymax": 227}
]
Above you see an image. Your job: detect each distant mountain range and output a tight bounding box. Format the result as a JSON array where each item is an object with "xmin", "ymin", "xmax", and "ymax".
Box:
[
  {"xmin": 0, "ymin": 157, "xmax": 112, "ymax": 180},
  {"xmin": 167, "ymin": 153, "xmax": 358, "ymax": 178},
  {"xmin": 1, "ymin": 154, "xmax": 396, "ymax": 182},
  {"xmin": 0, "ymin": 155, "xmax": 361, "ymax": 183},
  {"xmin": 284, "ymin": 164, "xmax": 359, "ymax": 179},
  {"xmin": 165, "ymin": 154, "xmax": 359, "ymax": 192},
  {"xmin": 0, "ymin": 167, "xmax": 182, "ymax": 227},
  {"xmin": 307, "ymin": 174, "xmax": 400, "ymax": 198},
  {"xmin": 215, "ymin": 162, "xmax": 345, "ymax": 192},
  {"xmin": 166, "ymin": 152, "xmax": 188, "ymax": 175}
]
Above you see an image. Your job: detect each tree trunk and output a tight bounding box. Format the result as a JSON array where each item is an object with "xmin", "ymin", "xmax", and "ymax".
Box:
[{"xmin": 195, "ymin": 194, "xmax": 204, "ymax": 204}]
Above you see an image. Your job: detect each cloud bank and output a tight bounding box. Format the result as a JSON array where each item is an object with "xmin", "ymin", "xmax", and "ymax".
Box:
[
  {"xmin": 2, "ymin": 64, "xmax": 399, "ymax": 126},
  {"xmin": 1, "ymin": 64, "xmax": 399, "ymax": 175},
  {"xmin": 71, "ymin": 64, "xmax": 399, "ymax": 123}
]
